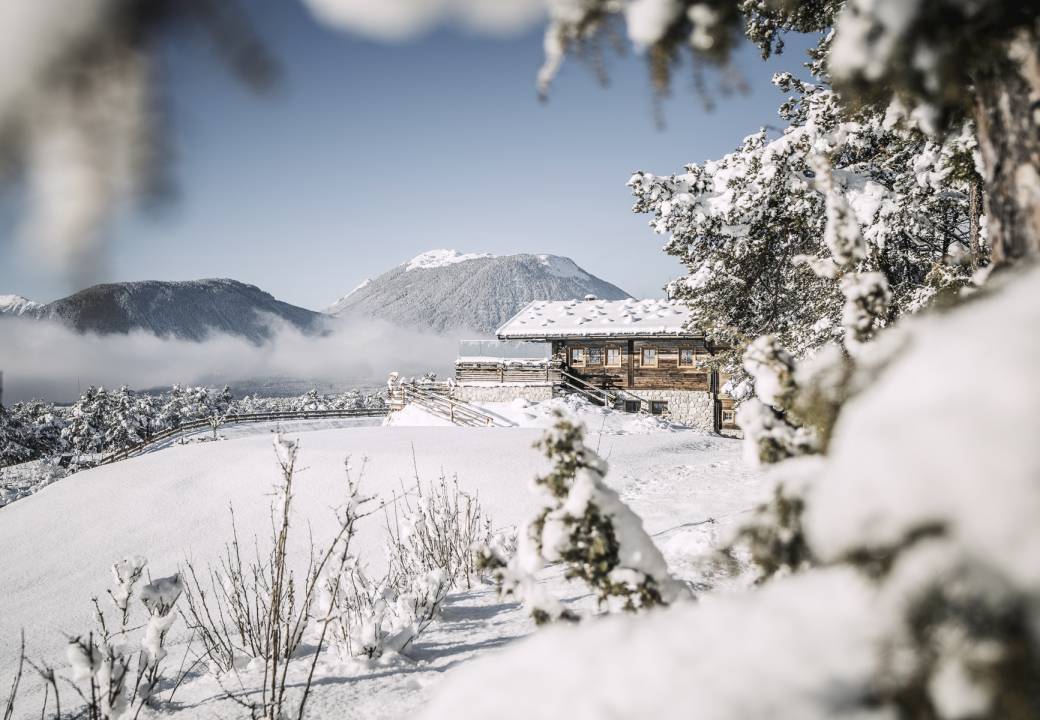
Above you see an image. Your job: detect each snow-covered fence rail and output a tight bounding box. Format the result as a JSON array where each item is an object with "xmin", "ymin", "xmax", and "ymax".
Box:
[
  {"xmin": 390, "ymin": 383, "xmax": 500, "ymax": 427},
  {"xmin": 557, "ymin": 369, "xmax": 651, "ymax": 412},
  {"xmin": 96, "ymin": 408, "xmax": 388, "ymax": 466}
]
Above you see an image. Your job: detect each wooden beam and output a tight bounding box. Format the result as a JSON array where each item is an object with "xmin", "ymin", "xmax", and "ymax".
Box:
[{"xmin": 627, "ymin": 339, "xmax": 634, "ymax": 388}]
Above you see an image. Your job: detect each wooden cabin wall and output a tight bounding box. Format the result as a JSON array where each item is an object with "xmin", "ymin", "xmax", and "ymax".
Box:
[{"xmin": 555, "ymin": 338, "xmax": 713, "ymax": 391}]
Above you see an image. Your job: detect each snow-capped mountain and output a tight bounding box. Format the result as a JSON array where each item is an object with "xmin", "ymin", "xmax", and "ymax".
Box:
[
  {"xmin": 0, "ymin": 294, "xmax": 43, "ymax": 317},
  {"xmin": 327, "ymin": 250, "xmax": 632, "ymax": 334},
  {"xmin": 30, "ymin": 279, "xmax": 324, "ymax": 343}
]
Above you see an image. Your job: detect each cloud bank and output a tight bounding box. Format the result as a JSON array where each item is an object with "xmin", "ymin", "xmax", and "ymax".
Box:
[
  {"xmin": 301, "ymin": 0, "xmax": 546, "ymax": 40},
  {"xmin": 0, "ymin": 316, "xmax": 461, "ymax": 404}
]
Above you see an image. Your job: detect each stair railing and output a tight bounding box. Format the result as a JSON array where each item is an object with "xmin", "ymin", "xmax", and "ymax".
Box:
[{"xmin": 557, "ymin": 369, "xmax": 652, "ymax": 412}]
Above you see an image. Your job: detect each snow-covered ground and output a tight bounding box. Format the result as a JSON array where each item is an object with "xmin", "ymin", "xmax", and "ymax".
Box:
[
  {"xmin": 0, "ymin": 397, "xmax": 763, "ymax": 719},
  {"xmin": 0, "ymin": 417, "xmax": 385, "ymax": 508}
]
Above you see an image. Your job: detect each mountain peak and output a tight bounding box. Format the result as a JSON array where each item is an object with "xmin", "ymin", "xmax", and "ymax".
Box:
[
  {"xmin": 0, "ymin": 294, "xmax": 43, "ymax": 317},
  {"xmin": 330, "ymin": 252, "xmax": 631, "ymax": 334},
  {"xmin": 404, "ymin": 249, "xmax": 496, "ymax": 272},
  {"xmin": 32, "ymin": 279, "xmax": 322, "ymax": 343}
]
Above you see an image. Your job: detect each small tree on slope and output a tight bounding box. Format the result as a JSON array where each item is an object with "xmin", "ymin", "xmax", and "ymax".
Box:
[{"xmin": 483, "ymin": 413, "xmax": 690, "ymax": 622}]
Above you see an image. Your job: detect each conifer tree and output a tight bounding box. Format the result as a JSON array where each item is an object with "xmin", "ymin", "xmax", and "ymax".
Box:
[{"xmin": 542, "ymin": 0, "xmax": 1040, "ymax": 266}]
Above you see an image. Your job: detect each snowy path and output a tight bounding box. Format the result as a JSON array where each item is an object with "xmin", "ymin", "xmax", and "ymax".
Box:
[{"xmin": 0, "ymin": 401, "xmax": 765, "ymax": 718}]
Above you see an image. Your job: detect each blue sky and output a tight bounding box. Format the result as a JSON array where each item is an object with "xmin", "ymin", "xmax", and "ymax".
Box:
[{"xmin": 0, "ymin": 2, "xmax": 816, "ymax": 309}]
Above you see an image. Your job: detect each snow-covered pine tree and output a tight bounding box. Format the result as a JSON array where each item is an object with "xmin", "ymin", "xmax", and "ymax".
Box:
[
  {"xmin": 62, "ymin": 386, "xmax": 113, "ymax": 458},
  {"xmin": 0, "ymin": 403, "xmax": 36, "ymax": 467},
  {"xmin": 105, "ymin": 386, "xmax": 149, "ymax": 452},
  {"xmin": 158, "ymin": 385, "xmax": 187, "ymax": 430},
  {"xmin": 540, "ymin": 0, "xmax": 1040, "ymax": 267},
  {"xmin": 297, "ymin": 389, "xmax": 324, "ymax": 412},
  {"xmin": 13, "ymin": 400, "xmax": 66, "ymax": 459},
  {"xmin": 204, "ymin": 385, "xmax": 234, "ymax": 438},
  {"xmin": 489, "ymin": 413, "xmax": 690, "ymax": 623},
  {"xmin": 628, "ymin": 74, "xmax": 981, "ymax": 376}
]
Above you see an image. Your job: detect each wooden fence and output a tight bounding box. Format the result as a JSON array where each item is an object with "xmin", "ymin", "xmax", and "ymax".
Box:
[{"xmin": 96, "ymin": 407, "xmax": 388, "ymax": 466}]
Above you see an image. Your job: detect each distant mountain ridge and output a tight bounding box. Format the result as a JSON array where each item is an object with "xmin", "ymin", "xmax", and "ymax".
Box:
[
  {"xmin": 327, "ymin": 250, "xmax": 632, "ymax": 334},
  {"xmin": 2, "ymin": 252, "xmax": 632, "ymax": 342},
  {"xmin": 0, "ymin": 295, "xmax": 43, "ymax": 317},
  {"xmin": 2, "ymin": 279, "xmax": 323, "ymax": 343}
]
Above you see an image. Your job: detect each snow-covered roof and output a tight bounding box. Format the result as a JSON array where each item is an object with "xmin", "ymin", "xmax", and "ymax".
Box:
[{"xmin": 496, "ymin": 299, "xmax": 698, "ymax": 339}]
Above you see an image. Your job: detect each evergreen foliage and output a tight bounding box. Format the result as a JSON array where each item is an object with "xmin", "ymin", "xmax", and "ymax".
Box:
[
  {"xmin": 486, "ymin": 413, "xmax": 690, "ymax": 623},
  {"xmin": 628, "ymin": 74, "xmax": 983, "ymax": 375}
]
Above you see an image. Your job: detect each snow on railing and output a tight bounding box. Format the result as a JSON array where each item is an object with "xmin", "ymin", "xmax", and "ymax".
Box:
[
  {"xmin": 389, "ymin": 381, "xmax": 503, "ymax": 427},
  {"xmin": 557, "ymin": 369, "xmax": 651, "ymax": 412},
  {"xmin": 96, "ymin": 408, "xmax": 388, "ymax": 466}
]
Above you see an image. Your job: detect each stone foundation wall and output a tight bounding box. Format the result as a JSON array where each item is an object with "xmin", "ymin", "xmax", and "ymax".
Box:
[
  {"xmin": 636, "ymin": 389, "xmax": 716, "ymax": 431},
  {"xmin": 453, "ymin": 384, "xmax": 554, "ymax": 404},
  {"xmin": 453, "ymin": 383, "xmax": 717, "ymax": 431}
]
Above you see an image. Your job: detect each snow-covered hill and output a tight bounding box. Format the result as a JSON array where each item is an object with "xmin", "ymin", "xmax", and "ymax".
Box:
[
  {"xmin": 327, "ymin": 250, "xmax": 632, "ymax": 334},
  {"xmin": 0, "ymin": 399, "xmax": 761, "ymax": 718},
  {"xmin": 26, "ymin": 279, "xmax": 325, "ymax": 343},
  {"xmin": 0, "ymin": 294, "xmax": 43, "ymax": 317}
]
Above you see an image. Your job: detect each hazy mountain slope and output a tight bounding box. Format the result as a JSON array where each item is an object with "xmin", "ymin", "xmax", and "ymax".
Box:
[
  {"xmin": 327, "ymin": 250, "xmax": 632, "ymax": 334},
  {"xmin": 0, "ymin": 295, "xmax": 43, "ymax": 317},
  {"xmin": 37, "ymin": 279, "xmax": 324, "ymax": 342}
]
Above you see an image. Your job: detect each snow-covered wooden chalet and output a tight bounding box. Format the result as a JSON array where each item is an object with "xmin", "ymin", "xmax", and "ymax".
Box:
[{"xmin": 454, "ymin": 298, "xmax": 736, "ymax": 431}]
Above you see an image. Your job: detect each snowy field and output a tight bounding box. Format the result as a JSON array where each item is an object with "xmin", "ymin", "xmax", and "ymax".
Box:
[
  {"xmin": 0, "ymin": 417, "xmax": 385, "ymax": 508},
  {"xmin": 0, "ymin": 398, "xmax": 764, "ymax": 719}
]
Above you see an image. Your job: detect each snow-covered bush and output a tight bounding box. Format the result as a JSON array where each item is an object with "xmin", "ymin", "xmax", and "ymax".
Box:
[
  {"xmin": 420, "ymin": 255, "xmax": 1040, "ymax": 720},
  {"xmin": 488, "ymin": 413, "xmax": 690, "ymax": 623},
  {"xmin": 386, "ymin": 473, "xmax": 492, "ymax": 591},
  {"xmin": 1, "ymin": 400, "xmax": 65, "ymax": 467},
  {"xmin": 0, "ymin": 404, "xmax": 37, "ymax": 468},
  {"xmin": 323, "ymin": 562, "xmax": 451, "ymax": 661},
  {"xmin": 183, "ymin": 440, "xmax": 372, "ymax": 718},
  {"xmin": 0, "ymin": 457, "xmax": 68, "ymax": 507},
  {"xmin": 15, "ymin": 556, "xmax": 184, "ymax": 720},
  {"xmin": 234, "ymin": 388, "xmax": 385, "ymax": 414},
  {"xmin": 322, "ymin": 472, "xmax": 494, "ymax": 660}
]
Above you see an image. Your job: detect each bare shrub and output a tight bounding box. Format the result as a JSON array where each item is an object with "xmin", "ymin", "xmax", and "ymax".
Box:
[
  {"xmin": 182, "ymin": 439, "xmax": 370, "ymax": 719},
  {"xmin": 6, "ymin": 557, "xmax": 184, "ymax": 720},
  {"xmin": 321, "ymin": 472, "xmax": 495, "ymax": 660},
  {"xmin": 385, "ymin": 472, "xmax": 492, "ymax": 590}
]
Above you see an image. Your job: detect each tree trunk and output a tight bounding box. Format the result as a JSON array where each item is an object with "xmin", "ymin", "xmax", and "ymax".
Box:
[
  {"xmin": 971, "ymin": 26, "xmax": 1040, "ymax": 265},
  {"xmin": 968, "ymin": 180, "xmax": 983, "ymax": 271}
]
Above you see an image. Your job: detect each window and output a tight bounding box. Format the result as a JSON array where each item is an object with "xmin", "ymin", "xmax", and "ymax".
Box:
[
  {"xmin": 679, "ymin": 348, "xmax": 696, "ymax": 366},
  {"xmin": 650, "ymin": 400, "xmax": 668, "ymax": 415},
  {"xmin": 588, "ymin": 347, "xmax": 604, "ymax": 366},
  {"xmin": 606, "ymin": 346, "xmax": 622, "ymax": 366},
  {"xmin": 570, "ymin": 347, "xmax": 585, "ymax": 365},
  {"xmin": 623, "ymin": 400, "xmax": 641, "ymax": 413},
  {"xmin": 641, "ymin": 348, "xmax": 658, "ymax": 367}
]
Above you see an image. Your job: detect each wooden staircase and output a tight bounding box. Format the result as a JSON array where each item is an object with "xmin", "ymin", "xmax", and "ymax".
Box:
[{"xmin": 556, "ymin": 370, "xmax": 652, "ymax": 413}]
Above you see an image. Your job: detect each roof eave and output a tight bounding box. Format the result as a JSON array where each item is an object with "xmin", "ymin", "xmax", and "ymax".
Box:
[{"xmin": 497, "ymin": 330, "xmax": 705, "ymax": 341}]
